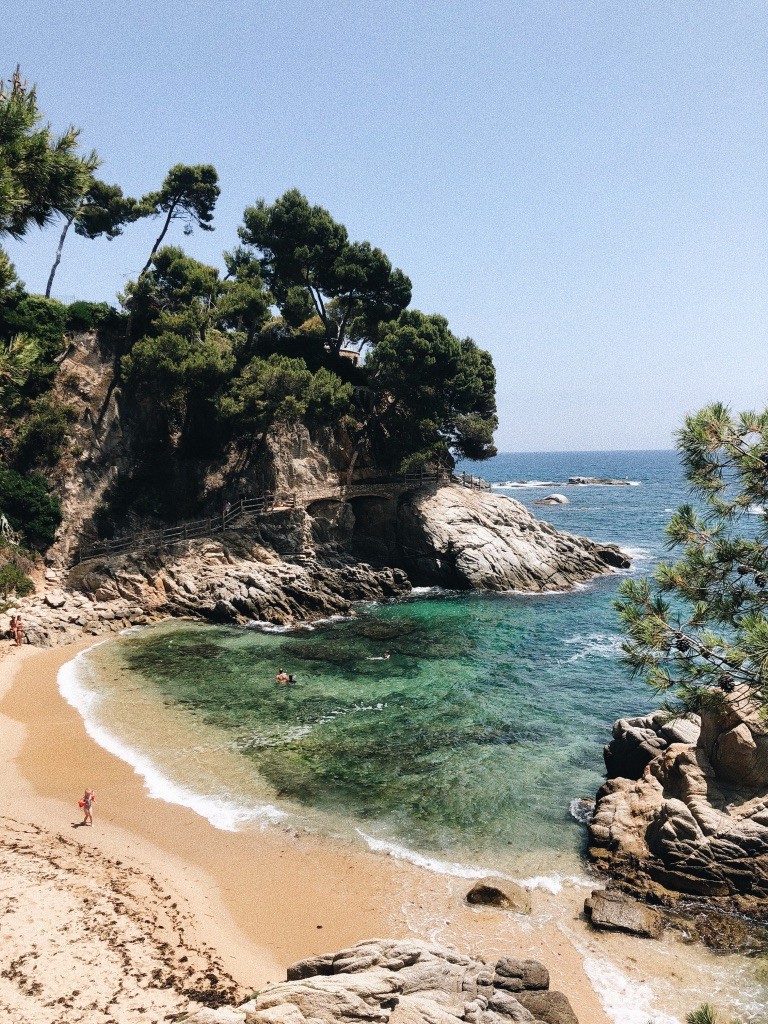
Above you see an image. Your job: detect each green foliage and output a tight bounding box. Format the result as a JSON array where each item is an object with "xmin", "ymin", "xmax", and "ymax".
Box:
[
  {"xmin": 140, "ymin": 163, "xmax": 220, "ymax": 274},
  {"xmin": 12, "ymin": 396, "xmax": 78, "ymax": 470},
  {"xmin": 0, "ymin": 294, "xmax": 67, "ymax": 404},
  {"xmin": 239, "ymin": 189, "xmax": 411, "ymax": 353},
  {"xmin": 366, "ymin": 310, "xmax": 497, "ymax": 469},
  {"xmin": 73, "ymin": 178, "xmax": 140, "ymax": 240},
  {"xmin": 0, "ymin": 67, "xmax": 87, "ymax": 238},
  {"xmin": 0, "ymin": 468, "xmax": 61, "ymax": 549},
  {"xmin": 66, "ymin": 300, "xmax": 120, "ymax": 332},
  {"xmin": 617, "ymin": 404, "xmax": 768, "ymax": 715},
  {"xmin": 0, "ymin": 561, "xmax": 34, "ymax": 599},
  {"xmin": 686, "ymin": 1005, "xmax": 721, "ymax": 1024}
]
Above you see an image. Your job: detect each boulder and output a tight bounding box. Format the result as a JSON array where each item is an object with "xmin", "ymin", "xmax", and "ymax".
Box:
[
  {"xmin": 466, "ymin": 878, "xmax": 532, "ymax": 914},
  {"xmin": 516, "ymin": 990, "xmax": 580, "ymax": 1024},
  {"xmin": 245, "ymin": 939, "xmax": 580, "ymax": 1024},
  {"xmin": 584, "ymin": 890, "xmax": 663, "ymax": 939},
  {"xmin": 44, "ymin": 591, "xmax": 66, "ymax": 609}
]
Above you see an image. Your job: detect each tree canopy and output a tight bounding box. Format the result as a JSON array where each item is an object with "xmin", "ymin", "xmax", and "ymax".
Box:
[
  {"xmin": 366, "ymin": 310, "xmax": 498, "ymax": 468},
  {"xmin": 140, "ymin": 163, "xmax": 220, "ymax": 274},
  {"xmin": 617, "ymin": 404, "xmax": 768, "ymax": 714},
  {"xmin": 239, "ymin": 189, "xmax": 411, "ymax": 354},
  {"xmin": 0, "ymin": 68, "xmax": 87, "ymax": 240}
]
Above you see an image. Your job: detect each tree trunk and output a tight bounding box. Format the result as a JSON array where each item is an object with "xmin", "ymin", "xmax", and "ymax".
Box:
[
  {"xmin": 141, "ymin": 203, "xmax": 175, "ymax": 275},
  {"xmin": 45, "ymin": 214, "xmax": 75, "ymax": 298}
]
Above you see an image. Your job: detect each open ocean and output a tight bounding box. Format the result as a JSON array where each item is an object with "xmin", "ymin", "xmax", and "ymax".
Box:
[{"xmin": 59, "ymin": 450, "xmax": 768, "ymax": 1020}]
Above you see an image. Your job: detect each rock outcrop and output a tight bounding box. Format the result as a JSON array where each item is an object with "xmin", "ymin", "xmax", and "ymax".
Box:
[
  {"xmin": 8, "ymin": 530, "xmax": 411, "ymax": 647},
  {"xmin": 396, "ymin": 486, "xmax": 628, "ymax": 591},
  {"xmin": 233, "ymin": 939, "xmax": 579, "ymax": 1024},
  {"xmin": 589, "ymin": 694, "xmax": 768, "ymax": 924}
]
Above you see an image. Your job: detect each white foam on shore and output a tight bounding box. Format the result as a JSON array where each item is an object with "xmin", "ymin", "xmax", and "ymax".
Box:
[
  {"xmin": 58, "ymin": 646, "xmax": 287, "ymax": 831},
  {"xmin": 356, "ymin": 831, "xmax": 590, "ymax": 893},
  {"xmin": 582, "ymin": 955, "xmax": 680, "ymax": 1024},
  {"xmin": 356, "ymin": 831, "xmax": 499, "ymax": 878}
]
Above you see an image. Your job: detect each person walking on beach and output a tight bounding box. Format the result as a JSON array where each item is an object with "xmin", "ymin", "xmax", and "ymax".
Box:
[{"xmin": 79, "ymin": 788, "xmax": 96, "ymax": 826}]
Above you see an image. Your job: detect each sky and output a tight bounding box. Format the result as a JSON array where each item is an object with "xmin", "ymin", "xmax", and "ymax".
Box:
[{"xmin": 4, "ymin": 1, "xmax": 768, "ymax": 451}]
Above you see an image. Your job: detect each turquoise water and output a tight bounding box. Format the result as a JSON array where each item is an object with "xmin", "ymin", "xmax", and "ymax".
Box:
[{"xmin": 77, "ymin": 450, "xmax": 687, "ymax": 873}]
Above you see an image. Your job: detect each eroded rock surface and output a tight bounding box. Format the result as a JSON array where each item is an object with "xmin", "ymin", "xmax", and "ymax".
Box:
[
  {"xmin": 241, "ymin": 938, "xmax": 578, "ymax": 1024},
  {"xmin": 589, "ymin": 695, "xmax": 768, "ymax": 921},
  {"xmin": 396, "ymin": 487, "xmax": 628, "ymax": 591},
  {"xmin": 584, "ymin": 889, "xmax": 663, "ymax": 939}
]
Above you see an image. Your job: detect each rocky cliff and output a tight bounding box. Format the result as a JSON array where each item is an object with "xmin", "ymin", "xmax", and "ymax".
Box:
[{"xmin": 588, "ymin": 690, "xmax": 768, "ymax": 929}]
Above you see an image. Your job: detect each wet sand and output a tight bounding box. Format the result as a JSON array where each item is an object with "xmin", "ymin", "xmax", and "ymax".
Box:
[{"xmin": 1, "ymin": 639, "xmax": 753, "ymax": 1023}]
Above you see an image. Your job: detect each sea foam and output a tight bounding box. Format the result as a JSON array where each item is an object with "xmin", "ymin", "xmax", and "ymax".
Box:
[{"xmin": 58, "ymin": 646, "xmax": 287, "ymax": 831}]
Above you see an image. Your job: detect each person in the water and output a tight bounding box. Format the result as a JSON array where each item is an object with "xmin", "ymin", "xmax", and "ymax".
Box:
[
  {"xmin": 275, "ymin": 668, "xmax": 289, "ymax": 684},
  {"xmin": 366, "ymin": 651, "xmax": 391, "ymax": 661}
]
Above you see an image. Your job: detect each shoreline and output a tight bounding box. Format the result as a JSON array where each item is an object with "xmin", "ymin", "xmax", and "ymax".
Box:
[{"xmin": 2, "ymin": 637, "xmax": 760, "ymax": 1023}]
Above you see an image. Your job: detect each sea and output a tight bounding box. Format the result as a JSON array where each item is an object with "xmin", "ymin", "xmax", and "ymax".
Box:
[{"xmin": 59, "ymin": 450, "xmax": 768, "ymax": 1021}]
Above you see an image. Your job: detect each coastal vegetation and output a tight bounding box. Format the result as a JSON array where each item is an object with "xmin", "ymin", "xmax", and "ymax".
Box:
[
  {"xmin": 617, "ymin": 404, "xmax": 768, "ymax": 715},
  {"xmin": 0, "ymin": 66, "xmax": 497, "ymax": 589}
]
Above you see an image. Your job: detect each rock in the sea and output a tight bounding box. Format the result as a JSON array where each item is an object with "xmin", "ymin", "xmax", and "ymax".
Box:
[
  {"xmin": 245, "ymin": 938, "xmax": 579, "ymax": 1023},
  {"xmin": 534, "ymin": 493, "xmax": 570, "ymax": 505},
  {"xmin": 584, "ymin": 889, "xmax": 663, "ymax": 939},
  {"xmin": 466, "ymin": 877, "xmax": 532, "ymax": 914},
  {"xmin": 397, "ymin": 485, "xmax": 627, "ymax": 591}
]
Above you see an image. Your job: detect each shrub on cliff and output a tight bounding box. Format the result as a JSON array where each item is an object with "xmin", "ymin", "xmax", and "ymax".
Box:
[
  {"xmin": 0, "ymin": 468, "xmax": 61, "ymax": 550},
  {"xmin": 617, "ymin": 404, "xmax": 768, "ymax": 715},
  {"xmin": 0, "ymin": 561, "xmax": 34, "ymax": 600}
]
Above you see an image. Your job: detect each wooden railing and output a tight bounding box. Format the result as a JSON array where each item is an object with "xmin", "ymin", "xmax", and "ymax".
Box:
[{"xmin": 75, "ymin": 469, "xmax": 490, "ymax": 563}]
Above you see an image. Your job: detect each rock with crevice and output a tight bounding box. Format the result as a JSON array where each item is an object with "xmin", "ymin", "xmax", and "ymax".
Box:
[
  {"xmin": 396, "ymin": 487, "xmax": 628, "ymax": 591},
  {"xmin": 243, "ymin": 939, "xmax": 579, "ymax": 1024},
  {"xmin": 466, "ymin": 878, "xmax": 532, "ymax": 915},
  {"xmin": 589, "ymin": 696, "xmax": 768, "ymax": 919}
]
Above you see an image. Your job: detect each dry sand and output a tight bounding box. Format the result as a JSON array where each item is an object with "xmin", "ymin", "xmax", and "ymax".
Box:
[{"xmin": 1, "ymin": 639, "xmax": 743, "ymax": 1023}]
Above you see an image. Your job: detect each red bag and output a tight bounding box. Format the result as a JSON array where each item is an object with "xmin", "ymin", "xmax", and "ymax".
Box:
[{"xmin": 78, "ymin": 800, "xmax": 85, "ymax": 808}]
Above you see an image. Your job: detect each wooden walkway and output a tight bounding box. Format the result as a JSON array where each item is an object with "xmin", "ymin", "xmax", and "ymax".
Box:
[{"xmin": 75, "ymin": 470, "xmax": 491, "ymax": 563}]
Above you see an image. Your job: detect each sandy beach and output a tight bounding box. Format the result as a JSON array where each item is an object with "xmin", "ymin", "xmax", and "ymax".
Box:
[{"xmin": 1, "ymin": 638, "xmax": 756, "ymax": 1024}]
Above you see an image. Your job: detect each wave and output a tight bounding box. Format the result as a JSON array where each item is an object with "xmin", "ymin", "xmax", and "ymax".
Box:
[
  {"xmin": 562, "ymin": 633, "xmax": 623, "ymax": 663},
  {"xmin": 620, "ymin": 545, "xmax": 653, "ymax": 562},
  {"xmin": 747, "ymin": 504, "xmax": 766, "ymax": 516},
  {"xmin": 58, "ymin": 646, "xmax": 287, "ymax": 831},
  {"xmin": 569, "ymin": 798, "xmax": 595, "ymax": 824},
  {"xmin": 581, "ymin": 955, "xmax": 680, "ymax": 1024},
  {"xmin": 356, "ymin": 830, "xmax": 499, "ymax": 878},
  {"xmin": 492, "ymin": 480, "xmax": 558, "ymax": 489},
  {"xmin": 492, "ymin": 479, "xmax": 641, "ymax": 489}
]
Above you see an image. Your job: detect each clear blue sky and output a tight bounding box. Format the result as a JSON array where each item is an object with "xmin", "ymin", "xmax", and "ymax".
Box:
[{"xmin": 5, "ymin": 1, "xmax": 767, "ymax": 451}]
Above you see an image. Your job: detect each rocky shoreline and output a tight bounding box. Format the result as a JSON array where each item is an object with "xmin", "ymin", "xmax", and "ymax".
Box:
[
  {"xmin": 8, "ymin": 484, "xmax": 629, "ymax": 649},
  {"xmin": 588, "ymin": 696, "xmax": 768, "ymax": 949}
]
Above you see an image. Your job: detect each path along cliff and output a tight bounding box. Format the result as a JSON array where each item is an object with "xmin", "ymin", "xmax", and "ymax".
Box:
[{"xmin": 11, "ymin": 482, "xmax": 628, "ymax": 648}]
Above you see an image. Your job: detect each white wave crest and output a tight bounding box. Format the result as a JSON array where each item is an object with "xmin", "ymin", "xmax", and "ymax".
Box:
[
  {"xmin": 562, "ymin": 633, "xmax": 623, "ymax": 663},
  {"xmin": 582, "ymin": 956, "xmax": 680, "ymax": 1024},
  {"xmin": 569, "ymin": 797, "xmax": 595, "ymax": 824},
  {"xmin": 58, "ymin": 647, "xmax": 287, "ymax": 831},
  {"xmin": 356, "ymin": 831, "xmax": 505, "ymax": 879},
  {"xmin": 620, "ymin": 545, "xmax": 653, "ymax": 562},
  {"xmin": 747, "ymin": 504, "xmax": 767, "ymax": 516},
  {"xmin": 492, "ymin": 480, "xmax": 557, "ymax": 489}
]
